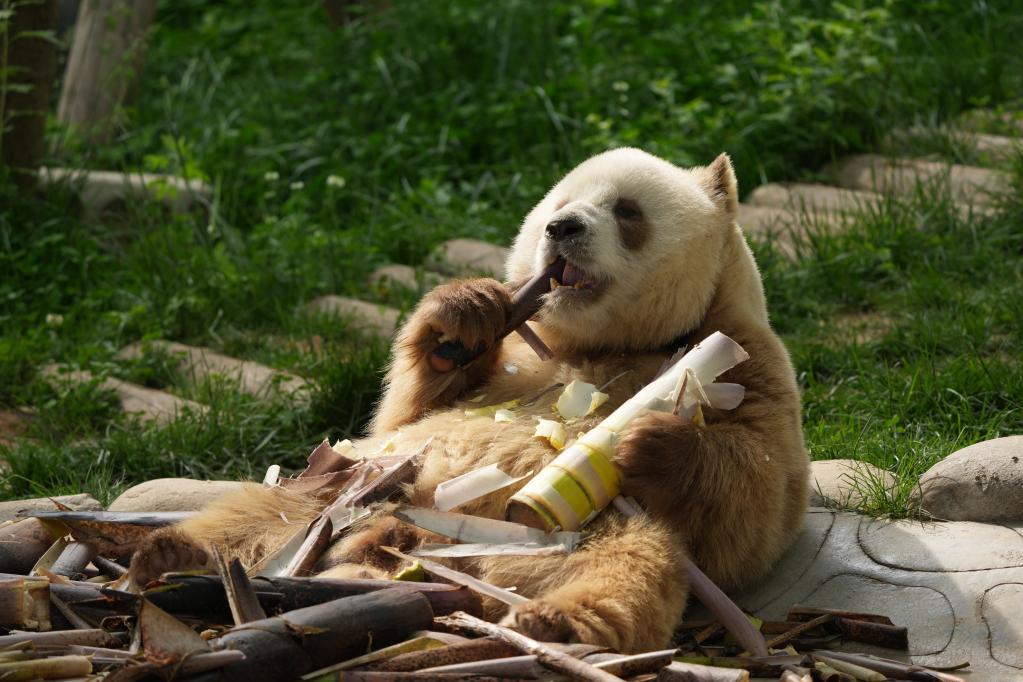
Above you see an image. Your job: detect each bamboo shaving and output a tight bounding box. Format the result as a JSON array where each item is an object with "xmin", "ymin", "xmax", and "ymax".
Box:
[
  {"xmin": 555, "ymin": 380, "xmax": 609, "ymax": 420},
  {"xmin": 533, "ymin": 419, "xmax": 567, "ymax": 450},
  {"xmin": 381, "ymin": 546, "xmax": 529, "ymax": 606},
  {"xmin": 411, "ymin": 542, "xmax": 568, "ymax": 558},
  {"xmin": 433, "ymin": 464, "xmax": 531, "ymax": 512}
]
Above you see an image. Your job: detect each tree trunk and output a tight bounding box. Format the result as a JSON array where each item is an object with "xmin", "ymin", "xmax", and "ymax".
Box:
[
  {"xmin": 56, "ymin": 0, "xmax": 156, "ymax": 146},
  {"xmin": 1, "ymin": 0, "xmax": 58, "ymax": 189}
]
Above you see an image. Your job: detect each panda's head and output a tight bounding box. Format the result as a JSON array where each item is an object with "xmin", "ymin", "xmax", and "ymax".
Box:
[{"xmin": 505, "ymin": 148, "xmax": 739, "ymax": 352}]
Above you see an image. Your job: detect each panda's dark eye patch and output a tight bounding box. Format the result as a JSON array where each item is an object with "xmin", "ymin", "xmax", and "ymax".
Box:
[
  {"xmin": 612, "ymin": 198, "xmax": 649, "ymax": 250},
  {"xmin": 613, "ymin": 198, "xmax": 643, "ymax": 221}
]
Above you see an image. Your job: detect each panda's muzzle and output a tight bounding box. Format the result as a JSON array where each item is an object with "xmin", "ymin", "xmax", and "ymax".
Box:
[{"xmin": 545, "ymin": 215, "xmax": 586, "ymax": 242}]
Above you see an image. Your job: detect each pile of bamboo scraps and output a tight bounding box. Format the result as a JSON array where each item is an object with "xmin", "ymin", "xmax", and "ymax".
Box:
[
  {"xmin": 0, "ymin": 334, "xmax": 971, "ymax": 680},
  {"xmin": 0, "ymin": 544, "xmax": 974, "ymax": 681}
]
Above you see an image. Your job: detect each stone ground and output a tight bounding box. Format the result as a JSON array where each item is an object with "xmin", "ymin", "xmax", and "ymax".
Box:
[
  {"xmin": 16, "ymin": 110, "xmax": 1023, "ymax": 675},
  {"xmin": 731, "ymin": 508, "xmax": 1023, "ymax": 680}
]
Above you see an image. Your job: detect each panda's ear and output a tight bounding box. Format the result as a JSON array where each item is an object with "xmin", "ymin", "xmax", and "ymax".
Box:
[{"xmin": 699, "ymin": 152, "xmax": 738, "ymax": 217}]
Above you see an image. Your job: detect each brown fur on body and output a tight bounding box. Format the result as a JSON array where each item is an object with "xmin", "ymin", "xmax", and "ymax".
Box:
[{"xmin": 131, "ymin": 149, "xmax": 808, "ymax": 653}]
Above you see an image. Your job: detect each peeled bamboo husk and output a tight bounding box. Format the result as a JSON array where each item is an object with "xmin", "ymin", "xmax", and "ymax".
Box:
[
  {"xmin": 507, "ymin": 332, "xmax": 749, "ymax": 531},
  {"xmin": 0, "ymin": 654, "xmax": 92, "ymax": 681},
  {"xmin": 659, "ymin": 661, "xmax": 750, "ymax": 681},
  {"xmin": 0, "ymin": 575, "xmax": 50, "ymax": 631}
]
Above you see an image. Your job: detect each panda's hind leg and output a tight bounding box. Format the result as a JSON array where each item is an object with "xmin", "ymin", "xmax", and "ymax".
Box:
[{"xmin": 128, "ymin": 484, "xmax": 324, "ymax": 586}]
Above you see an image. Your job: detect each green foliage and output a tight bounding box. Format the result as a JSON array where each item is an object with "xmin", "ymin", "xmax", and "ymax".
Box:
[{"xmin": 0, "ymin": 0, "xmax": 1021, "ymax": 512}]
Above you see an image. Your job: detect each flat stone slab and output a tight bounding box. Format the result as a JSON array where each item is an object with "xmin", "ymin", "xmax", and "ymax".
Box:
[
  {"xmin": 109, "ymin": 478, "xmax": 244, "ymax": 512},
  {"xmin": 919, "ymin": 436, "xmax": 1023, "ymax": 523},
  {"xmin": 958, "ymin": 109, "xmax": 1023, "ymax": 136},
  {"xmin": 117, "ymin": 341, "xmax": 310, "ymax": 401},
  {"xmin": 957, "ymin": 131, "xmax": 1022, "ymax": 163},
  {"xmin": 427, "ymin": 238, "xmax": 509, "ymax": 278},
  {"xmin": 369, "ymin": 264, "xmax": 445, "ymax": 293},
  {"xmin": 826, "ymin": 154, "xmax": 1011, "ymax": 205},
  {"xmin": 41, "ymin": 366, "xmax": 206, "ymax": 424},
  {"xmin": 749, "ymin": 183, "xmax": 883, "ymax": 214},
  {"xmin": 809, "ymin": 459, "xmax": 896, "ymax": 508},
  {"xmin": 891, "ymin": 127, "xmax": 1023, "ymax": 166},
  {"xmin": 40, "ymin": 167, "xmax": 211, "ymax": 214},
  {"xmin": 737, "ymin": 204, "xmax": 789, "ymax": 235},
  {"xmin": 0, "ymin": 494, "xmax": 103, "ymax": 523},
  {"xmin": 303, "ymin": 296, "xmax": 400, "ymax": 339},
  {"xmin": 737, "ymin": 203, "xmax": 852, "ymax": 258},
  {"xmin": 730, "ymin": 509, "xmax": 1023, "ymax": 679}
]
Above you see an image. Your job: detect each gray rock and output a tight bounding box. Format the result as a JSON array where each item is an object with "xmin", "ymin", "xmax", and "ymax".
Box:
[
  {"xmin": 108, "ymin": 478, "xmax": 245, "ymax": 512},
  {"xmin": 303, "ymin": 296, "xmax": 400, "ymax": 340},
  {"xmin": 40, "ymin": 366, "xmax": 206, "ymax": 425},
  {"xmin": 117, "ymin": 341, "xmax": 310, "ymax": 402},
  {"xmin": 809, "ymin": 459, "xmax": 896, "ymax": 508},
  {"xmin": 40, "ymin": 167, "xmax": 211, "ymax": 215},
  {"xmin": 737, "ymin": 203, "xmax": 851, "ymax": 260},
  {"xmin": 826, "ymin": 154, "xmax": 1010, "ymax": 206},
  {"xmin": 918, "ymin": 436, "xmax": 1023, "ymax": 522},
  {"xmin": 958, "ymin": 109, "xmax": 1023, "ymax": 135},
  {"xmin": 749, "ymin": 182, "xmax": 882, "ymax": 214},
  {"xmin": 729, "ymin": 509, "xmax": 1023, "ymax": 679},
  {"xmin": 368, "ymin": 264, "xmax": 445, "ymax": 293},
  {"xmin": 0, "ymin": 493, "xmax": 103, "ymax": 523},
  {"xmin": 427, "ymin": 238, "xmax": 509, "ymax": 278}
]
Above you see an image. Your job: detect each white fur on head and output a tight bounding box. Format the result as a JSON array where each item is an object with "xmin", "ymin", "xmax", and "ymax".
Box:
[{"xmin": 505, "ymin": 148, "xmax": 739, "ymax": 353}]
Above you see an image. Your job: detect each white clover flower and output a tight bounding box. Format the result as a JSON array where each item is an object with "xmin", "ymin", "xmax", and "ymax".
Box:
[
  {"xmin": 326, "ymin": 174, "xmax": 346, "ymax": 189},
  {"xmin": 263, "ymin": 171, "xmax": 279, "ymax": 181},
  {"xmin": 45, "ymin": 313, "xmax": 64, "ymax": 327},
  {"xmin": 612, "ymin": 80, "xmax": 629, "ymax": 92},
  {"xmin": 290, "ymin": 181, "xmax": 305, "ymax": 191}
]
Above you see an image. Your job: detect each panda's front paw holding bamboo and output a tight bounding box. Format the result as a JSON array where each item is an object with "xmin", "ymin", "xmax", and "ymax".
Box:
[
  {"xmin": 408, "ymin": 278, "xmax": 512, "ymax": 373},
  {"xmin": 615, "ymin": 411, "xmax": 698, "ymax": 516},
  {"xmin": 373, "ymin": 278, "xmax": 513, "ymax": 432}
]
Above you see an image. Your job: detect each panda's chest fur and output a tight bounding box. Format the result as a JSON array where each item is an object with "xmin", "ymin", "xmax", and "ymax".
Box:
[{"xmin": 372, "ymin": 345, "xmax": 670, "ymax": 519}]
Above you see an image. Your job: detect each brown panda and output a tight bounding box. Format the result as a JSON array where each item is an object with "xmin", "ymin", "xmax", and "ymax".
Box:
[{"xmin": 130, "ymin": 148, "xmax": 809, "ymax": 653}]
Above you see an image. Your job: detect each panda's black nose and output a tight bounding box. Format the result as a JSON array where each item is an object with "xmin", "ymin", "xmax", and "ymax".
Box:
[{"xmin": 545, "ymin": 216, "xmax": 585, "ymax": 242}]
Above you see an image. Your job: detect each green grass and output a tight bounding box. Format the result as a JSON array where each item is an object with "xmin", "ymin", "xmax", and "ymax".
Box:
[
  {"xmin": 758, "ymin": 162, "xmax": 1023, "ymax": 515},
  {"xmin": 0, "ymin": 0, "xmax": 1021, "ymax": 510}
]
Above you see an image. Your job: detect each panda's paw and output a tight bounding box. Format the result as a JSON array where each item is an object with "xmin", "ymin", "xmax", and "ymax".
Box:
[
  {"xmin": 129, "ymin": 527, "xmax": 212, "ymax": 587},
  {"xmin": 412, "ymin": 278, "xmax": 512, "ymax": 372}
]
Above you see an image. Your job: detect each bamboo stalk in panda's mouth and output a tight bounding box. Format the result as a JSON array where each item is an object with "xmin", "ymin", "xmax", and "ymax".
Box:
[{"xmin": 431, "ymin": 257, "xmax": 565, "ymax": 369}]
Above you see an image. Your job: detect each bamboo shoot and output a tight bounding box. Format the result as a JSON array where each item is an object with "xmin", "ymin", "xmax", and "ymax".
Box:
[{"xmin": 507, "ymin": 332, "xmax": 748, "ymax": 531}]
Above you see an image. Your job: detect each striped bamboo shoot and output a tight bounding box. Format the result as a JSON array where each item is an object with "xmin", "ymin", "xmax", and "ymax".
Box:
[{"xmin": 507, "ymin": 332, "xmax": 749, "ymax": 531}]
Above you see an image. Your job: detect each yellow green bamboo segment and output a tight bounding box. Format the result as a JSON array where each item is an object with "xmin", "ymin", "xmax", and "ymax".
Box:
[{"xmin": 506, "ymin": 332, "xmax": 749, "ymax": 532}]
